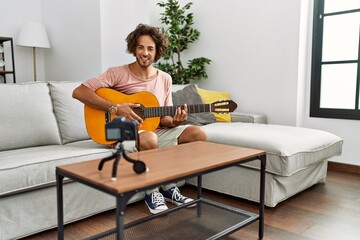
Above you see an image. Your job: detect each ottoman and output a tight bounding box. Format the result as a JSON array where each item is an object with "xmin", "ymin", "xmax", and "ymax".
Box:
[{"xmin": 187, "ymin": 122, "xmax": 343, "ymax": 207}]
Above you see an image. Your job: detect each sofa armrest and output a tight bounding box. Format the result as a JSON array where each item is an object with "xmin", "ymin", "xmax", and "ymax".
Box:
[{"xmin": 230, "ymin": 112, "xmax": 267, "ymax": 124}]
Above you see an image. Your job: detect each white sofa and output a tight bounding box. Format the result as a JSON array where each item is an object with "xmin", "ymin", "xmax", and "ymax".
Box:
[{"xmin": 0, "ymin": 81, "xmax": 343, "ymax": 239}]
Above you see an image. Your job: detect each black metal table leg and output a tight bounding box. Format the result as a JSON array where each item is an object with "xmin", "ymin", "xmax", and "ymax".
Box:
[
  {"xmin": 258, "ymin": 155, "xmax": 266, "ymax": 239},
  {"xmin": 56, "ymin": 171, "xmax": 64, "ymax": 240},
  {"xmin": 116, "ymin": 194, "xmax": 132, "ymax": 240},
  {"xmin": 197, "ymin": 175, "xmax": 203, "ymax": 216}
]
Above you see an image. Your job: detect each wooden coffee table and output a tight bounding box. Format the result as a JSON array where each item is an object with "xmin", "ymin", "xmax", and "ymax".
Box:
[{"xmin": 56, "ymin": 141, "xmax": 266, "ymax": 239}]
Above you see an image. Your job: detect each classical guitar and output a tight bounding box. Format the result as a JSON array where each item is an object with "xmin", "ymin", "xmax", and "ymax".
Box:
[{"xmin": 84, "ymin": 88, "xmax": 237, "ymax": 144}]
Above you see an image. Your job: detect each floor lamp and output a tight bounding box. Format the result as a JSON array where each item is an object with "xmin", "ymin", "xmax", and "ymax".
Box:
[{"xmin": 17, "ymin": 22, "xmax": 50, "ymax": 81}]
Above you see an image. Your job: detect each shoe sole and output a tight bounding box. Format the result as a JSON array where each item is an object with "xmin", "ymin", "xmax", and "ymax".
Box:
[
  {"xmin": 163, "ymin": 197, "xmax": 197, "ymax": 207},
  {"xmin": 145, "ymin": 200, "xmax": 168, "ymax": 214}
]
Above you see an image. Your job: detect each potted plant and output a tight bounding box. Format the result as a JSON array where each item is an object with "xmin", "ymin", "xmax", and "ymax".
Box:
[{"xmin": 156, "ymin": 0, "xmax": 212, "ymax": 84}]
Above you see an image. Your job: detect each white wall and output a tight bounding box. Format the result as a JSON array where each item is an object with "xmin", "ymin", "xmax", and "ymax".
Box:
[
  {"xmin": 99, "ymin": 0, "xmax": 149, "ymax": 71},
  {"xmin": 42, "ymin": 0, "xmax": 102, "ymax": 82},
  {"xmin": 150, "ymin": 0, "xmax": 302, "ymax": 126},
  {"xmin": 0, "ymin": 0, "xmax": 149, "ymax": 83},
  {"xmin": 0, "ymin": 0, "xmax": 46, "ymax": 82},
  {"xmin": 0, "ymin": 0, "xmax": 102, "ymax": 83}
]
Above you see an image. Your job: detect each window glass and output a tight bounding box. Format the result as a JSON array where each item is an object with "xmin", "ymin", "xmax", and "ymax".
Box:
[
  {"xmin": 320, "ymin": 63, "xmax": 357, "ymax": 109},
  {"xmin": 311, "ymin": 1, "xmax": 360, "ymax": 119},
  {"xmin": 322, "ymin": 12, "xmax": 360, "ymax": 61},
  {"xmin": 324, "ymin": 0, "xmax": 360, "ymax": 13}
]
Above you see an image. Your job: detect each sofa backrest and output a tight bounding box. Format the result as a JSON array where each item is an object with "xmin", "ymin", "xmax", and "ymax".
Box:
[
  {"xmin": 48, "ymin": 81, "xmax": 90, "ymax": 144},
  {"xmin": 0, "ymin": 82, "xmax": 62, "ymax": 151}
]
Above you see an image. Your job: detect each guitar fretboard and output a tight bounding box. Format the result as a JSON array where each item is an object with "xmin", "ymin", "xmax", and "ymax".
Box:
[{"xmin": 144, "ymin": 104, "xmax": 211, "ymax": 118}]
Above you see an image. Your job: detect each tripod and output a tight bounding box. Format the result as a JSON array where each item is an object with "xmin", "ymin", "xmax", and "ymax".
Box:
[{"xmin": 98, "ymin": 141, "xmax": 147, "ymax": 181}]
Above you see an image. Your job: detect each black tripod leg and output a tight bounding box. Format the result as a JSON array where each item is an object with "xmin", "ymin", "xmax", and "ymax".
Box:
[
  {"xmin": 111, "ymin": 152, "xmax": 121, "ymax": 181},
  {"xmin": 122, "ymin": 151, "xmax": 137, "ymax": 162},
  {"xmin": 122, "ymin": 151, "xmax": 147, "ymax": 174},
  {"xmin": 98, "ymin": 153, "xmax": 116, "ymax": 171}
]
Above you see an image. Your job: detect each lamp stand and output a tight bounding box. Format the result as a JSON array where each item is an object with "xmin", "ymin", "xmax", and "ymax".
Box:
[{"xmin": 33, "ymin": 47, "xmax": 37, "ymax": 81}]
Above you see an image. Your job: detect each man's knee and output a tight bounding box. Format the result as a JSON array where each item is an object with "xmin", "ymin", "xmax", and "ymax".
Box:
[
  {"xmin": 192, "ymin": 126, "xmax": 207, "ymax": 141},
  {"xmin": 139, "ymin": 131, "xmax": 158, "ymax": 150},
  {"xmin": 179, "ymin": 126, "xmax": 207, "ymax": 143}
]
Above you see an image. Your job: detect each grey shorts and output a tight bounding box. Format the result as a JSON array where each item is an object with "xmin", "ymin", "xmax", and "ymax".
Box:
[
  {"xmin": 122, "ymin": 125, "xmax": 189, "ymax": 152},
  {"xmin": 155, "ymin": 125, "xmax": 189, "ymax": 148}
]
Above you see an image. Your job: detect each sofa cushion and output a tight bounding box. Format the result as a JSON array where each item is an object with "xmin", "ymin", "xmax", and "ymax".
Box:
[
  {"xmin": 48, "ymin": 81, "xmax": 90, "ymax": 144},
  {"xmin": 0, "ymin": 82, "xmax": 61, "ymax": 151},
  {"xmin": 203, "ymin": 122, "xmax": 343, "ymax": 176},
  {"xmin": 0, "ymin": 140, "xmax": 112, "ymax": 196},
  {"xmin": 172, "ymin": 84, "xmax": 216, "ymax": 125},
  {"xmin": 230, "ymin": 112, "xmax": 267, "ymax": 124},
  {"xmin": 196, "ymin": 87, "xmax": 232, "ymax": 123}
]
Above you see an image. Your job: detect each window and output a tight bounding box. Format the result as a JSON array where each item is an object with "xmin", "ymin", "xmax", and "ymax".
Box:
[{"xmin": 310, "ymin": 0, "xmax": 360, "ymax": 120}]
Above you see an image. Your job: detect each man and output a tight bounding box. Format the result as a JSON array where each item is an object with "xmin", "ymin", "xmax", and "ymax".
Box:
[{"xmin": 73, "ymin": 24, "xmax": 207, "ymax": 214}]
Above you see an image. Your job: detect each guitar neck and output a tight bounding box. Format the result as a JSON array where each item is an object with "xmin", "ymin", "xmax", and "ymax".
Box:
[{"xmin": 144, "ymin": 104, "xmax": 211, "ymax": 118}]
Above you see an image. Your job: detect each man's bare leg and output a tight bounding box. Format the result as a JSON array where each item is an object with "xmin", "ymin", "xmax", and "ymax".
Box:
[{"xmin": 178, "ymin": 125, "xmax": 207, "ymax": 144}]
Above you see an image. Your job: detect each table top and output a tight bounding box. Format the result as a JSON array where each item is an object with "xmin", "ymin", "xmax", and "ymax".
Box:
[{"xmin": 56, "ymin": 141, "xmax": 265, "ymax": 195}]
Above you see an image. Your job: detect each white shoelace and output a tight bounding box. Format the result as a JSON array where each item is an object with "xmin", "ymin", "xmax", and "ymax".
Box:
[
  {"xmin": 152, "ymin": 191, "xmax": 166, "ymax": 206},
  {"xmin": 171, "ymin": 187, "xmax": 187, "ymax": 202}
]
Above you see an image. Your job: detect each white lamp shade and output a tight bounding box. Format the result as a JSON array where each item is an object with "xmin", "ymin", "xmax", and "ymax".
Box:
[{"xmin": 17, "ymin": 22, "xmax": 50, "ymax": 48}]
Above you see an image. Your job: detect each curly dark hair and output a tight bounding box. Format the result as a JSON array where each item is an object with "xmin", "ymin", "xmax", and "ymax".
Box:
[{"xmin": 126, "ymin": 24, "xmax": 168, "ymax": 62}]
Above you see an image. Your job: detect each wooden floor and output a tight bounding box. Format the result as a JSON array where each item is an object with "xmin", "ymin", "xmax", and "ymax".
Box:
[{"xmin": 24, "ymin": 169, "xmax": 360, "ymax": 240}]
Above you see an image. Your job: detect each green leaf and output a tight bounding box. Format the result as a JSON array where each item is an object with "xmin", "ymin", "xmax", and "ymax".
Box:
[{"xmin": 156, "ymin": 0, "xmax": 212, "ymax": 84}]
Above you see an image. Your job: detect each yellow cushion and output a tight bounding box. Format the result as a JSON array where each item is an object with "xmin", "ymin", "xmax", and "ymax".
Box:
[{"xmin": 196, "ymin": 87, "xmax": 232, "ymax": 122}]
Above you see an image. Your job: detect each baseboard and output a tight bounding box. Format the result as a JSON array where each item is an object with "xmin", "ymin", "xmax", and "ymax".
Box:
[{"xmin": 328, "ymin": 161, "xmax": 360, "ymax": 175}]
